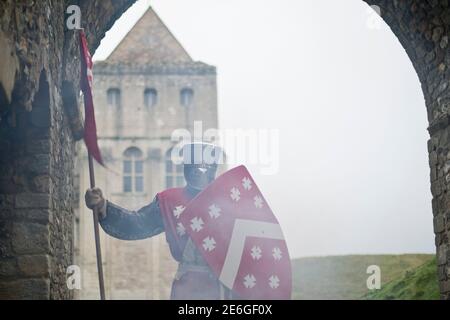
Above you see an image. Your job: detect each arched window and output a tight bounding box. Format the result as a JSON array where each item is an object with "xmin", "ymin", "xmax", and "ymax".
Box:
[
  {"xmin": 107, "ymin": 88, "xmax": 121, "ymax": 108},
  {"xmin": 123, "ymin": 147, "xmax": 144, "ymax": 193},
  {"xmin": 180, "ymin": 88, "xmax": 194, "ymax": 107},
  {"xmin": 165, "ymin": 149, "xmax": 184, "ymax": 188},
  {"xmin": 144, "ymin": 88, "xmax": 157, "ymax": 108}
]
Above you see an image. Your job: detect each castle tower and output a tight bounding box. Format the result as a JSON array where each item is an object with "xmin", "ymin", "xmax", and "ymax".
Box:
[{"xmin": 74, "ymin": 7, "xmax": 218, "ymax": 299}]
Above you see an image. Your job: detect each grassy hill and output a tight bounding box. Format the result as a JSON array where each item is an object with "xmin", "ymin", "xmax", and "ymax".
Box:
[
  {"xmin": 364, "ymin": 257, "xmax": 439, "ymax": 300},
  {"xmin": 292, "ymin": 254, "xmax": 437, "ymax": 300}
]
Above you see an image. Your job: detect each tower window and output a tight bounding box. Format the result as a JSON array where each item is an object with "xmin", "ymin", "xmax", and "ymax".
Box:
[
  {"xmin": 144, "ymin": 88, "xmax": 157, "ymax": 108},
  {"xmin": 165, "ymin": 148, "xmax": 184, "ymax": 188},
  {"xmin": 123, "ymin": 147, "xmax": 144, "ymax": 193},
  {"xmin": 180, "ymin": 88, "xmax": 194, "ymax": 107},
  {"xmin": 107, "ymin": 88, "xmax": 121, "ymax": 108}
]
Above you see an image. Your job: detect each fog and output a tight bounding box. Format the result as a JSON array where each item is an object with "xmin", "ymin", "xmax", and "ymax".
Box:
[{"xmin": 94, "ymin": 0, "xmax": 434, "ymax": 258}]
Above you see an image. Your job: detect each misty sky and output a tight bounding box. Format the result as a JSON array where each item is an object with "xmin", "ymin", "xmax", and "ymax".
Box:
[{"xmin": 93, "ymin": 0, "xmax": 434, "ymax": 258}]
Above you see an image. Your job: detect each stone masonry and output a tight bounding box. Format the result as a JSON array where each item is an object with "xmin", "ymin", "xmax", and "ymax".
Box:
[
  {"xmin": 0, "ymin": 0, "xmax": 136, "ymax": 299},
  {"xmin": 362, "ymin": 0, "xmax": 450, "ymax": 299}
]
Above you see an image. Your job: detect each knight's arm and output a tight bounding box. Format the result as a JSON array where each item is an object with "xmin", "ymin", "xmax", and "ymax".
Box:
[{"xmin": 99, "ymin": 197, "xmax": 164, "ymax": 240}]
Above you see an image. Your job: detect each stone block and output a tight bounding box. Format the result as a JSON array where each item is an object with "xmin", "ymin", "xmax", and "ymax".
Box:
[
  {"xmin": 26, "ymin": 140, "xmax": 51, "ymax": 154},
  {"xmin": 31, "ymin": 175, "xmax": 51, "ymax": 193},
  {"xmin": 17, "ymin": 254, "xmax": 50, "ymax": 277},
  {"xmin": 28, "ymin": 154, "xmax": 50, "ymax": 174},
  {"xmin": 0, "ymin": 278, "xmax": 50, "ymax": 300},
  {"xmin": 434, "ymin": 214, "xmax": 446, "ymax": 233},
  {"xmin": 11, "ymin": 222, "xmax": 50, "ymax": 255},
  {"xmin": 15, "ymin": 193, "xmax": 50, "ymax": 209},
  {"xmin": 438, "ymin": 265, "xmax": 447, "ymax": 280},
  {"xmin": 0, "ymin": 195, "xmax": 13, "ymax": 209},
  {"xmin": 15, "ymin": 209, "xmax": 52, "ymax": 223},
  {"xmin": 0, "ymin": 258, "xmax": 18, "ymax": 277},
  {"xmin": 438, "ymin": 244, "xmax": 449, "ymax": 265},
  {"xmin": 439, "ymin": 279, "xmax": 450, "ymax": 294}
]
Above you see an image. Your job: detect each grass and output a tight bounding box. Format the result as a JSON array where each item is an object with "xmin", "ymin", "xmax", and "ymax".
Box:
[
  {"xmin": 291, "ymin": 254, "xmax": 437, "ymax": 300},
  {"xmin": 364, "ymin": 257, "xmax": 439, "ymax": 300}
]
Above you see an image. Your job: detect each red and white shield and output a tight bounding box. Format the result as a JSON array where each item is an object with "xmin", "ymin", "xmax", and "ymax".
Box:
[{"xmin": 179, "ymin": 165, "xmax": 292, "ymax": 299}]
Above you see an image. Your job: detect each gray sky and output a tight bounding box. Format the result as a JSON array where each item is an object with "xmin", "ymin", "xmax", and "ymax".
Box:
[{"xmin": 94, "ymin": 0, "xmax": 434, "ymax": 258}]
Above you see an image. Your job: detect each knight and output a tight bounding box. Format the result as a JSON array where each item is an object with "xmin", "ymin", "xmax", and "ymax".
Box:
[{"xmin": 84, "ymin": 142, "xmax": 234, "ymax": 299}]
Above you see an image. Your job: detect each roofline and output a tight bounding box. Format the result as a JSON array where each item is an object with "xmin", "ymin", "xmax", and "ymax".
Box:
[
  {"xmin": 93, "ymin": 61, "xmax": 216, "ymax": 76},
  {"xmin": 106, "ymin": 5, "xmax": 193, "ymax": 62}
]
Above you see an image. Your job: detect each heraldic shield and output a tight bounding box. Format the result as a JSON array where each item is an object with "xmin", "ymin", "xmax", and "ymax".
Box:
[{"xmin": 179, "ymin": 165, "xmax": 292, "ymax": 299}]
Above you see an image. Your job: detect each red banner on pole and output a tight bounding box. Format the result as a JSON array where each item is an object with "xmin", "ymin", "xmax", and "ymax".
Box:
[{"xmin": 79, "ymin": 30, "xmax": 104, "ymax": 166}]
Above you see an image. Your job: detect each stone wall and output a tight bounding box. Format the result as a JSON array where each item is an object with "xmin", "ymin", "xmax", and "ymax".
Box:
[
  {"xmin": 0, "ymin": 0, "xmax": 135, "ymax": 299},
  {"xmin": 363, "ymin": 0, "xmax": 450, "ymax": 299}
]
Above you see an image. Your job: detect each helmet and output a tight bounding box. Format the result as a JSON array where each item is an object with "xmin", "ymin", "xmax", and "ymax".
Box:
[{"xmin": 180, "ymin": 142, "xmax": 224, "ymax": 191}]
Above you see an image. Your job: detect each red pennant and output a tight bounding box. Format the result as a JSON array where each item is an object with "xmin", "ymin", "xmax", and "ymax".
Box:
[{"xmin": 79, "ymin": 31, "xmax": 104, "ymax": 166}]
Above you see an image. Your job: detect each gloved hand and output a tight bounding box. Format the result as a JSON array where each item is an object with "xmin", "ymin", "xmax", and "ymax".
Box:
[{"xmin": 85, "ymin": 187, "xmax": 107, "ymax": 219}]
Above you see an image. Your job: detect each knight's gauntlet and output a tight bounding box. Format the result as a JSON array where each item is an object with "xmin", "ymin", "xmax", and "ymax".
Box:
[{"xmin": 85, "ymin": 187, "xmax": 107, "ymax": 219}]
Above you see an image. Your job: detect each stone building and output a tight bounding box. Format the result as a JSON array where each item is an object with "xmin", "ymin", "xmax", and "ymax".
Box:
[{"xmin": 74, "ymin": 7, "xmax": 218, "ymax": 299}]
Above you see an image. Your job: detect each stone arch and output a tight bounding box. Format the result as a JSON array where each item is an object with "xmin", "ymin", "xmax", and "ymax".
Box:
[
  {"xmin": 361, "ymin": 0, "xmax": 449, "ymax": 299},
  {"xmin": 0, "ymin": 0, "xmax": 137, "ymax": 299}
]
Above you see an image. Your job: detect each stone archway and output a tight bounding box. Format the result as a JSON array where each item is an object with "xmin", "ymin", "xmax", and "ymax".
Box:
[
  {"xmin": 0, "ymin": 0, "xmax": 137, "ymax": 300},
  {"xmin": 361, "ymin": 0, "xmax": 449, "ymax": 299},
  {"xmin": 0, "ymin": 0, "xmax": 448, "ymax": 299}
]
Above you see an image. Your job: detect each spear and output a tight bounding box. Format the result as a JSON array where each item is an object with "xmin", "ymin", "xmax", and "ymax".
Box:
[
  {"xmin": 87, "ymin": 154, "xmax": 105, "ymax": 300},
  {"xmin": 79, "ymin": 30, "xmax": 106, "ymax": 300}
]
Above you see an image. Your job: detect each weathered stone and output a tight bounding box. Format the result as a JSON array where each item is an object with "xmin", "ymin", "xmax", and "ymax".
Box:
[
  {"xmin": 0, "ymin": 195, "xmax": 13, "ymax": 209},
  {"xmin": 430, "ymin": 150, "xmax": 439, "ymax": 166},
  {"xmin": 15, "ymin": 208, "xmax": 52, "ymax": 224},
  {"xmin": 431, "ymin": 178, "xmax": 443, "ymax": 196},
  {"xmin": 26, "ymin": 140, "xmax": 52, "ymax": 155},
  {"xmin": 31, "ymin": 175, "xmax": 51, "ymax": 193},
  {"xmin": 11, "ymin": 222, "xmax": 50, "ymax": 255},
  {"xmin": 0, "ymin": 30, "xmax": 19, "ymax": 106},
  {"xmin": 439, "ymin": 279, "xmax": 450, "ymax": 294},
  {"xmin": 432, "ymin": 167, "xmax": 438, "ymax": 181},
  {"xmin": 0, "ymin": 279, "xmax": 50, "ymax": 300},
  {"xmin": 17, "ymin": 254, "xmax": 50, "ymax": 277},
  {"xmin": 0, "ymin": 258, "xmax": 18, "ymax": 277},
  {"xmin": 438, "ymin": 265, "xmax": 447, "ymax": 280},
  {"xmin": 15, "ymin": 193, "xmax": 50, "ymax": 209},
  {"xmin": 415, "ymin": 44, "xmax": 427, "ymax": 58},
  {"xmin": 428, "ymin": 136, "xmax": 439, "ymax": 153},
  {"xmin": 432, "ymin": 26, "xmax": 444, "ymax": 42},
  {"xmin": 0, "ymin": 0, "xmax": 137, "ymax": 300},
  {"xmin": 434, "ymin": 214, "xmax": 446, "ymax": 233},
  {"xmin": 441, "ymin": 36, "xmax": 449, "ymax": 49},
  {"xmin": 425, "ymin": 51, "xmax": 436, "ymax": 63},
  {"xmin": 28, "ymin": 154, "xmax": 51, "ymax": 175}
]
